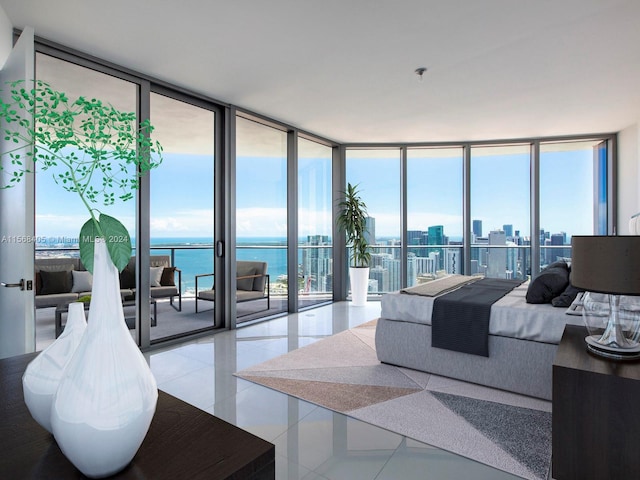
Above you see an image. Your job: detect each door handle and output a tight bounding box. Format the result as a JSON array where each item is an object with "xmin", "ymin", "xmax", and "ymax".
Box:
[{"xmin": 1, "ymin": 279, "xmax": 25, "ymax": 290}]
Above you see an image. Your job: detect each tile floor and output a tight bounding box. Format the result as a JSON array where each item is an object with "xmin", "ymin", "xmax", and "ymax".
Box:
[{"xmin": 146, "ymin": 301, "xmax": 521, "ymax": 480}]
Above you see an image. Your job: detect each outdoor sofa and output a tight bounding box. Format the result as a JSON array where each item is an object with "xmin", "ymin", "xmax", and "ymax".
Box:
[{"xmin": 35, "ymin": 255, "xmax": 182, "ymax": 311}]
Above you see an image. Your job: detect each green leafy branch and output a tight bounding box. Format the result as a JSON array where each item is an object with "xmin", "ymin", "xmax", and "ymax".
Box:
[{"xmin": 0, "ymin": 79, "xmax": 163, "ymax": 272}]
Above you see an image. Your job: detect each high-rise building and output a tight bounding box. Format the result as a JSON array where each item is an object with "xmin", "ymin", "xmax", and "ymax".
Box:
[
  {"xmin": 407, "ymin": 230, "xmax": 427, "ymax": 257},
  {"xmin": 369, "ymin": 265, "xmax": 389, "ymax": 293},
  {"xmin": 503, "ymin": 224, "xmax": 513, "ymax": 238},
  {"xmin": 487, "ymin": 230, "xmax": 507, "ymax": 278},
  {"xmin": 407, "ymin": 253, "xmax": 417, "ymax": 287},
  {"xmin": 473, "ymin": 219, "xmax": 483, "ymax": 238},
  {"xmin": 364, "ymin": 216, "xmax": 376, "ymax": 246},
  {"xmin": 427, "ymin": 225, "xmax": 445, "ymax": 270},
  {"xmin": 548, "ymin": 232, "xmax": 569, "ymax": 264},
  {"xmin": 445, "ymin": 248, "xmax": 461, "ymax": 274},
  {"xmin": 301, "ymin": 235, "xmax": 332, "ymax": 293}
]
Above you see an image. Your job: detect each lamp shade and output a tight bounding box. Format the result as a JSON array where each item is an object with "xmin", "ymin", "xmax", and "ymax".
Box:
[{"xmin": 570, "ymin": 236, "xmax": 640, "ymax": 295}]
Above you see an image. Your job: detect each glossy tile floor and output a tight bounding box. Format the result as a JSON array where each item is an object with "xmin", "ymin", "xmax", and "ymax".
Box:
[{"xmin": 146, "ymin": 302, "xmax": 521, "ymax": 480}]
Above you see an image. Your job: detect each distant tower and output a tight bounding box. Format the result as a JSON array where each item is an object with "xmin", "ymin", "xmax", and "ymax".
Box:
[
  {"xmin": 487, "ymin": 230, "xmax": 507, "ymax": 278},
  {"xmin": 427, "ymin": 225, "xmax": 445, "ymax": 270},
  {"xmin": 473, "ymin": 220, "xmax": 483, "ymax": 238},
  {"xmin": 364, "ymin": 216, "xmax": 376, "ymax": 246},
  {"xmin": 503, "ymin": 224, "xmax": 513, "ymax": 238}
]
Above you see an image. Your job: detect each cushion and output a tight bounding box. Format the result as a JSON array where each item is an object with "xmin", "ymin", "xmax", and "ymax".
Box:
[
  {"xmin": 551, "ymin": 284, "xmax": 582, "ymax": 308},
  {"xmin": 150, "ymin": 266, "xmax": 163, "ymax": 287},
  {"xmin": 526, "ymin": 260, "xmax": 570, "ymax": 304},
  {"xmin": 39, "ymin": 269, "xmax": 73, "ymax": 295},
  {"xmin": 236, "ymin": 265, "xmax": 256, "ymax": 291},
  {"xmin": 160, "ymin": 266, "xmax": 176, "ymax": 286},
  {"xmin": 35, "ymin": 271, "xmax": 42, "ymax": 295},
  {"xmin": 119, "ymin": 265, "xmax": 136, "ymax": 289},
  {"xmin": 71, "ymin": 270, "xmax": 93, "ymax": 293}
]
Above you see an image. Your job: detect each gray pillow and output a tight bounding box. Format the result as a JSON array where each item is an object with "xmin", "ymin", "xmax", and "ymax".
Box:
[{"xmin": 71, "ymin": 270, "xmax": 93, "ymax": 293}]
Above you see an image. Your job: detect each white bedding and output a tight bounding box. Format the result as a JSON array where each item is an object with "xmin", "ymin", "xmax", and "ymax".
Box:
[{"xmin": 381, "ymin": 282, "xmax": 583, "ymax": 344}]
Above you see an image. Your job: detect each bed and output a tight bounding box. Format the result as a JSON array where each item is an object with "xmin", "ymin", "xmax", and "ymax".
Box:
[{"xmin": 376, "ymin": 278, "xmax": 583, "ymax": 400}]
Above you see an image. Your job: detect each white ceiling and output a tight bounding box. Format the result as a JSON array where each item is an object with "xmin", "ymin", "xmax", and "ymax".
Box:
[{"xmin": 2, "ymin": 0, "xmax": 640, "ymax": 144}]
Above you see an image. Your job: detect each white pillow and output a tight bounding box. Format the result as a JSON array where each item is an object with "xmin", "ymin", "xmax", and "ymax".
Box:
[
  {"xmin": 150, "ymin": 266, "xmax": 163, "ymax": 287},
  {"xmin": 71, "ymin": 270, "xmax": 93, "ymax": 293}
]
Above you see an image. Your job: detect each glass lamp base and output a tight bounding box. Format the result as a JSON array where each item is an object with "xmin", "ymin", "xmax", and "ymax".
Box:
[{"xmin": 585, "ymin": 335, "xmax": 640, "ymax": 360}]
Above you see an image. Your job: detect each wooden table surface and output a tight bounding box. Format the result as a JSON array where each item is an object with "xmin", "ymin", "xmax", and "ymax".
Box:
[{"xmin": 0, "ymin": 352, "xmax": 275, "ymax": 479}]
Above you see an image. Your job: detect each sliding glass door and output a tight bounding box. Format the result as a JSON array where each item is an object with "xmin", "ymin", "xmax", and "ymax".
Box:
[
  {"xmin": 235, "ymin": 116, "xmax": 288, "ymax": 321},
  {"xmin": 150, "ymin": 91, "xmax": 217, "ymax": 341}
]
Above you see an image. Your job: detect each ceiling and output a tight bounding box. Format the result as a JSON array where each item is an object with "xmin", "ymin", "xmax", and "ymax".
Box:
[{"xmin": 2, "ymin": 0, "xmax": 640, "ymax": 144}]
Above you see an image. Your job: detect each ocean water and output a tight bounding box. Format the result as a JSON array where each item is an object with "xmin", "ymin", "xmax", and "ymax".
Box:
[{"xmin": 150, "ymin": 237, "xmax": 289, "ymax": 294}]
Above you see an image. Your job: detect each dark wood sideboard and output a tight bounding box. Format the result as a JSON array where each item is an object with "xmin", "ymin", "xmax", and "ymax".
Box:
[
  {"xmin": 0, "ymin": 352, "xmax": 275, "ymax": 479},
  {"xmin": 552, "ymin": 324, "xmax": 640, "ymax": 480}
]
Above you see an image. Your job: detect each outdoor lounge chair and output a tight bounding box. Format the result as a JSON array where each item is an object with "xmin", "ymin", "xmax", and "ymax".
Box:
[{"xmin": 195, "ymin": 260, "xmax": 270, "ymax": 315}]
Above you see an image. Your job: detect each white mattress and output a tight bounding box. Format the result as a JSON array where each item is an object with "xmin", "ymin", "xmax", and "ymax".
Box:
[{"xmin": 381, "ymin": 282, "xmax": 583, "ymax": 344}]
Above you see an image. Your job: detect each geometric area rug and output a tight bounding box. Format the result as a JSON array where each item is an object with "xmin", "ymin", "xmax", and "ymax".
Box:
[{"xmin": 235, "ymin": 319, "xmax": 552, "ymax": 480}]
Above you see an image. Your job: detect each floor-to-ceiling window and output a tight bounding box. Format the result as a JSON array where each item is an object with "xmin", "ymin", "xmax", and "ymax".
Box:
[
  {"xmin": 346, "ymin": 149, "xmax": 401, "ymax": 295},
  {"xmin": 539, "ymin": 139, "xmax": 603, "ymax": 269},
  {"xmin": 298, "ymin": 138, "xmax": 333, "ymax": 309},
  {"xmin": 407, "ymin": 147, "xmax": 464, "ymax": 286},
  {"xmin": 235, "ymin": 116, "xmax": 288, "ymax": 320},
  {"xmin": 34, "ymin": 52, "xmax": 139, "ymax": 345},
  {"xmin": 470, "ymin": 144, "xmax": 531, "ymax": 280},
  {"xmin": 150, "ymin": 92, "xmax": 216, "ymax": 340}
]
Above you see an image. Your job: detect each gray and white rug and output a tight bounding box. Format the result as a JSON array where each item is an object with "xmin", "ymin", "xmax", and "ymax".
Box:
[{"xmin": 235, "ymin": 319, "xmax": 552, "ymax": 480}]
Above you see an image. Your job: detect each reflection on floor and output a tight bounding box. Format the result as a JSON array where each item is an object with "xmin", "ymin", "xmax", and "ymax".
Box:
[
  {"xmin": 36, "ymin": 295, "xmax": 294, "ymax": 349},
  {"xmin": 146, "ymin": 302, "xmax": 521, "ymax": 480}
]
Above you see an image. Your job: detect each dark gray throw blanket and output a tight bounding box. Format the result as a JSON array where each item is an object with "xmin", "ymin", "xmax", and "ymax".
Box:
[{"xmin": 432, "ymin": 278, "xmax": 524, "ymax": 357}]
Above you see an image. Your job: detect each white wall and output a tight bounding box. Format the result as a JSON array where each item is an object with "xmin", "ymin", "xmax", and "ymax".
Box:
[
  {"xmin": 617, "ymin": 123, "xmax": 640, "ymax": 234},
  {"xmin": 0, "ymin": 6, "xmax": 12, "ymax": 69}
]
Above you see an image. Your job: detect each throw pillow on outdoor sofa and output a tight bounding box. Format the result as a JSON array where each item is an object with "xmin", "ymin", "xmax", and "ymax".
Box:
[
  {"xmin": 150, "ymin": 266, "xmax": 163, "ymax": 287},
  {"xmin": 119, "ymin": 265, "xmax": 136, "ymax": 289},
  {"xmin": 160, "ymin": 266, "xmax": 176, "ymax": 286},
  {"xmin": 39, "ymin": 269, "xmax": 73, "ymax": 295},
  {"xmin": 526, "ymin": 260, "xmax": 570, "ymax": 304},
  {"xmin": 71, "ymin": 270, "xmax": 93, "ymax": 293}
]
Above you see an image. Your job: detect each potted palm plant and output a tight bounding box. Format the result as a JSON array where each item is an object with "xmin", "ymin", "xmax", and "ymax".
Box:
[
  {"xmin": 337, "ymin": 182, "xmax": 370, "ymax": 306},
  {"xmin": 0, "ymin": 79, "xmax": 163, "ymax": 477}
]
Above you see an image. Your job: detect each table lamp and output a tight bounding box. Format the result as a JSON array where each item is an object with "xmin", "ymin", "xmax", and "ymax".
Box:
[{"xmin": 571, "ymin": 235, "xmax": 640, "ymax": 360}]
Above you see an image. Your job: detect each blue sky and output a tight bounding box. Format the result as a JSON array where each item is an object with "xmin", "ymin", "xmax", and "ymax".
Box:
[{"xmin": 35, "ymin": 145, "xmax": 594, "ymax": 243}]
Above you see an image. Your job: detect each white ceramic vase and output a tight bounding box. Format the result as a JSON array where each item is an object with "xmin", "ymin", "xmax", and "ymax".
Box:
[
  {"xmin": 22, "ymin": 301, "xmax": 87, "ymax": 433},
  {"xmin": 50, "ymin": 239, "xmax": 158, "ymax": 478},
  {"xmin": 349, "ymin": 266, "xmax": 370, "ymax": 306}
]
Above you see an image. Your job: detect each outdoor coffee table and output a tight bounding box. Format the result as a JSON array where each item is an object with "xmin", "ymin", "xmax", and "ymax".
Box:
[{"xmin": 55, "ymin": 299, "xmax": 157, "ymax": 338}]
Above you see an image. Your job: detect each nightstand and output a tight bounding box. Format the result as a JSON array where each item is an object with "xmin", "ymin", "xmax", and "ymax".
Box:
[{"xmin": 552, "ymin": 324, "xmax": 640, "ymax": 479}]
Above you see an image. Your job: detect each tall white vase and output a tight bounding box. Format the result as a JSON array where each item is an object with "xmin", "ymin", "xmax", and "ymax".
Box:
[
  {"xmin": 50, "ymin": 239, "xmax": 158, "ymax": 478},
  {"xmin": 349, "ymin": 266, "xmax": 370, "ymax": 306},
  {"xmin": 22, "ymin": 301, "xmax": 87, "ymax": 433}
]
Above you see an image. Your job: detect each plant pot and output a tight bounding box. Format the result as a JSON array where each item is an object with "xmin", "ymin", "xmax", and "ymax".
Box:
[
  {"xmin": 50, "ymin": 239, "xmax": 157, "ymax": 478},
  {"xmin": 349, "ymin": 266, "xmax": 370, "ymax": 307},
  {"xmin": 22, "ymin": 301, "xmax": 87, "ymax": 433}
]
